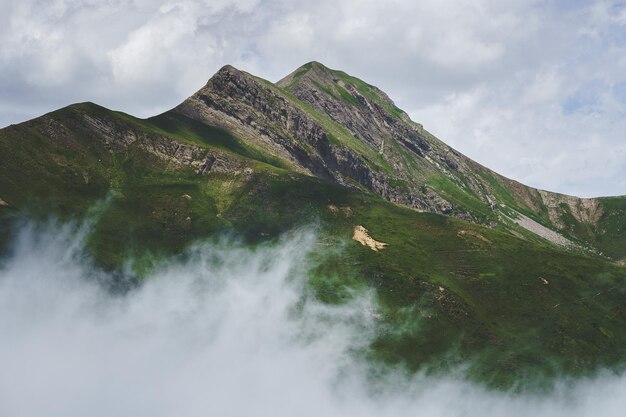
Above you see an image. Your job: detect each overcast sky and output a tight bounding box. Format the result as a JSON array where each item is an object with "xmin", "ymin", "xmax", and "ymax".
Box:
[{"xmin": 1, "ymin": 0, "xmax": 625, "ymax": 197}]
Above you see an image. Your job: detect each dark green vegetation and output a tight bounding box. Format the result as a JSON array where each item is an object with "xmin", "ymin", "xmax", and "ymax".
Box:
[{"xmin": 1, "ymin": 63, "xmax": 625, "ymax": 390}]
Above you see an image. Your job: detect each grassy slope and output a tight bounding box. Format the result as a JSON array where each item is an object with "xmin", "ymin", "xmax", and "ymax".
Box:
[{"xmin": 1, "ymin": 103, "xmax": 626, "ymax": 390}]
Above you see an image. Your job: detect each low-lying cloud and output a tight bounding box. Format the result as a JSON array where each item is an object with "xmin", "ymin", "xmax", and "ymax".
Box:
[{"xmin": 1, "ymin": 221, "xmax": 626, "ymax": 416}]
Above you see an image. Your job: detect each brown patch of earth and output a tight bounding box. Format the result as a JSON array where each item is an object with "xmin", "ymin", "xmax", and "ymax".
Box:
[
  {"xmin": 327, "ymin": 204, "xmax": 352, "ymax": 217},
  {"xmin": 352, "ymin": 225, "xmax": 387, "ymax": 251}
]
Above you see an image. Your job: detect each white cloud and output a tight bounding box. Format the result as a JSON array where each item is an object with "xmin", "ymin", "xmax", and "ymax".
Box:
[
  {"xmin": 4, "ymin": 222, "xmax": 626, "ymax": 416},
  {"xmin": 109, "ymin": 2, "xmax": 201, "ymax": 84},
  {"xmin": 0, "ymin": 0, "xmax": 624, "ymax": 196}
]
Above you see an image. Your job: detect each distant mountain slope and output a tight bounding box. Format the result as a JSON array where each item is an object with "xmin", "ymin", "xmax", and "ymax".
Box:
[{"xmin": 0, "ymin": 63, "xmax": 625, "ymax": 387}]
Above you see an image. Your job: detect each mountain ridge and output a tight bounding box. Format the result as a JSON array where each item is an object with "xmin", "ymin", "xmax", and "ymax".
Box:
[{"xmin": 167, "ymin": 62, "xmax": 625, "ymax": 258}]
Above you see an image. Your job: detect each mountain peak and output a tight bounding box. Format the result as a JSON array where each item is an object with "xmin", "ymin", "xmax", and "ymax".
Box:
[
  {"xmin": 278, "ymin": 61, "xmax": 335, "ymax": 86},
  {"xmin": 277, "ymin": 62, "xmax": 407, "ymax": 121},
  {"xmin": 217, "ymin": 63, "xmax": 238, "ymax": 73},
  {"xmin": 276, "ymin": 61, "xmax": 422, "ymax": 157},
  {"xmin": 205, "ymin": 64, "xmax": 249, "ymax": 84},
  {"xmin": 290, "ymin": 60, "xmax": 330, "ymax": 74},
  {"xmin": 302, "ymin": 60, "xmax": 328, "ymax": 70}
]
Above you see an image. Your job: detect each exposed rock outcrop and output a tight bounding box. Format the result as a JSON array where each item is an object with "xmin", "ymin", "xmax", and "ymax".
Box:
[
  {"xmin": 173, "ymin": 65, "xmax": 441, "ymax": 212},
  {"xmin": 43, "ymin": 108, "xmax": 244, "ymax": 176},
  {"xmin": 538, "ymin": 190, "xmax": 603, "ymax": 227}
]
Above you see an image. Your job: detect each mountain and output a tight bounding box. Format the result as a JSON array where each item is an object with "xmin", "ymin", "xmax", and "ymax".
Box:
[
  {"xmin": 175, "ymin": 62, "xmax": 625, "ymax": 259},
  {"xmin": 1, "ymin": 62, "xmax": 625, "ymax": 388}
]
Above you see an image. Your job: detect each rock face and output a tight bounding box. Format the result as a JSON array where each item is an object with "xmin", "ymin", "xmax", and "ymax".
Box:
[
  {"xmin": 173, "ymin": 64, "xmax": 438, "ymax": 211},
  {"xmin": 276, "ymin": 62, "xmax": 501, "ymax": 216},
  {"xmin": 174, "ymin": 65, "xmax": 333, "ymax": 179},
  {"xmin": 172, "ymin": 63, "xmax": 488, "ymax": 214},
  {"xmin": 277, "ymin": 62, "xmax": 430, "ymax": 156},
  {"xmin": 537, "ymin": 190, "xmax": 603, "ymax": 226}
]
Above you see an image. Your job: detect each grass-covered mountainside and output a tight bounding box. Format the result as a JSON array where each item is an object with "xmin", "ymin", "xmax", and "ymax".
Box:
[{"xmin": 1, "ymin": 62, "xmax": 625, "ymax": 388}]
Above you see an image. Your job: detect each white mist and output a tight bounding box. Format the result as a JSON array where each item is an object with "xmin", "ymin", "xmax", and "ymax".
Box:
[{"xmin": 1, "ymin": 223, "xmax": 626, "ymax": 417}]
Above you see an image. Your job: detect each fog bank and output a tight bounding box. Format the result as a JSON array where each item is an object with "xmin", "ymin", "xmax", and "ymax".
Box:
[{"xmin": 1, "ymin": 223, "xmax": 626, "ymax": 416}]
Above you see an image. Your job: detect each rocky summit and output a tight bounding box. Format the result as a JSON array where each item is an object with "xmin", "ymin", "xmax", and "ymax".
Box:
[{"xmin": 1, "ymin": 61, "xmax": 625, "ymax": 388}]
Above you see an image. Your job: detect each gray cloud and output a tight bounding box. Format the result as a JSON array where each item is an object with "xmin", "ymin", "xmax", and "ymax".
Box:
[{"xmin": 1, "ymin": 0, "xmax": 624, "ymax": 196}]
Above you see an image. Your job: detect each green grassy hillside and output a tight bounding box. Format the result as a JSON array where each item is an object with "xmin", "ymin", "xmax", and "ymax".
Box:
[{"xmin": 1, "ymin": 100, "xmax": 626, "ymax": 390}]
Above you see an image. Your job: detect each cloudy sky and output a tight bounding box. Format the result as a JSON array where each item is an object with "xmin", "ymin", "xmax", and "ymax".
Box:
[{"xmin": 1, "ymin": 0, "xmax": 625, "ymax": 197}]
